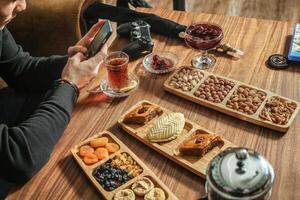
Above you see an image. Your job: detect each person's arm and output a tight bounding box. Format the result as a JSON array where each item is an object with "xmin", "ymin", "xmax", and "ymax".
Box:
[
  {"xmin": 0, "ymin": 83, "xmax": 77, "ymax": 183},
  {"xmin": 0, "ymin": 28, "xmax": 68, "ymax": 93},
  {"xmin": 0, "ymin": 21, "xmax": 107, "ymax": 184}
]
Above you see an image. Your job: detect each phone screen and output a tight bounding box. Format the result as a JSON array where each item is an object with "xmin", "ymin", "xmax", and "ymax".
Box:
[{"xmin": 88, "ymin": 20, "xmax": 112, "ymax": 57}]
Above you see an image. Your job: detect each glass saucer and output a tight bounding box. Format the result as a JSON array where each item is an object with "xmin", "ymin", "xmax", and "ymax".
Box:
[
  {"xmin": 100, "ymin": 73, "xmax": 139, "ymax": 98},
  {"xmin": 143, "ymin": 51, "xmax": 179, "ymax": 74}
]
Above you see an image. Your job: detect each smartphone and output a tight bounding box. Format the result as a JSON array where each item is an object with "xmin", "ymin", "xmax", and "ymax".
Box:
[{"xmin": 87, "ymin": 20, "xmax": 112, "ymax": 58}]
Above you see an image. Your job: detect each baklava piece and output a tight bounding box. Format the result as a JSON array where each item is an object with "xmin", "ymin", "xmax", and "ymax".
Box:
[
  {"xmin": 179, "ymin": 133, "xmax": 224, "ymax": 157},
  {"xmin": 123, "ymin": 102, "xmax": 163, "ymax": 125}
]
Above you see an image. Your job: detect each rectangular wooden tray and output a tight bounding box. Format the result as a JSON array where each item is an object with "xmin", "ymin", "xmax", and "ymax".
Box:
[
  {"xmin": 164, "ymin": 66, "xmax": 300, "ymax": 132},
  {"xmin": 118, "ymin": 100, "xmax": 236, "ymax": 178},
  {"xmin": 71, "ymin": 131, "xmax": 178, "ymax": 200}
]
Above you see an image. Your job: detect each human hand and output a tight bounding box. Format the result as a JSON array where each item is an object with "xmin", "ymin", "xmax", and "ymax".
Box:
[
  {"xmin": 67, "ymin": 20, "xmax": 106, "ymax": 57},
  {"xmin": 62, "ymin": 21, "xmax": 108, "ymax": 89},
  {"xmin": 62, "ymin": 44, "xmax": 107, "ymax": 89}
]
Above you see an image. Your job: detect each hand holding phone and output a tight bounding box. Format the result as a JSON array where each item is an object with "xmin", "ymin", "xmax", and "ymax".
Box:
[{"xmin": 87, "ymin": 20, "xmax": 112, "ymax": 58}]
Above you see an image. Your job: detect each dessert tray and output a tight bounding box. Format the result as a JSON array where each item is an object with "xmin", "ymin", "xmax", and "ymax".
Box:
[
  {"xmin": 71, "ymin": 131, "xmax": 178, "ymax": 200},
  {"xmin": 164, "ymin": 66, "xmax": 299, "ymax": 132},
  {"xmin": 118, "ymin": 100, "xmax": 236, "ymax": 178}
]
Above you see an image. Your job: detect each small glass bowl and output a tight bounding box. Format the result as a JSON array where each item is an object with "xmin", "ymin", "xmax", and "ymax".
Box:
[
  {"xmin": 143, "ymin": 51, "xmax": 179, "ymax": 74},
  {"xmin": 100, "ymin": 73, "xmax": 139, "ymax": 98}
]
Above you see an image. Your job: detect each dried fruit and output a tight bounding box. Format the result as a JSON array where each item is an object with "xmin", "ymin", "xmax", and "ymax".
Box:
[
  {"xmin": 94, "ymin": 147, "xmax": 109, "ymax": 160},
  {"xmin": 151, "ymin": 54, "xmax": 173, "ymax": 70},
  {"xmin": 79, "ymin": 145, "xmax": 94, "ymax": 157},
  {"xmin": 83, "ymin": 152, "xmax": 98, "ymax": 165},
  {"xmin": 106, "ymin": 143, "xmax": 120, "ymax": 153},
  {"xmin": 93, "ymin": 160, "xmax": 133, "ymax": 191},
  {"xmin": 90, "ymin": 137, "xmax": 108, "ymax": 148}
]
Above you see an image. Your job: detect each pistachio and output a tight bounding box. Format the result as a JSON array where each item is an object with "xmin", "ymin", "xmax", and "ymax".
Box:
[{"xmin": 169, "ymin": 68, "xmax": 204, "ymax": 92}]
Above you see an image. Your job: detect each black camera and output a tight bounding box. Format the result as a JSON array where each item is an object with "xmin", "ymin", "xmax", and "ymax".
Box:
[{"xmin": 117, "ymin": 20, "xmax": 154, "ymax": 58}]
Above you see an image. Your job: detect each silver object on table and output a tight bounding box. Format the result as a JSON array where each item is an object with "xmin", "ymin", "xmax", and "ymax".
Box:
[{"xmin": 205, "ymin": 147, "xmax": 275, "ymax": 200}]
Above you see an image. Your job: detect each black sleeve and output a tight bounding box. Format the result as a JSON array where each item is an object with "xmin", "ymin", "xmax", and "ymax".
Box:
[
  {"xmin": 0, "ymin": 28, "xmax": 68, "ymax": 93},
  {"xmin": 0, "ymin": 82, "xmax": 77, "ymax": 184}
]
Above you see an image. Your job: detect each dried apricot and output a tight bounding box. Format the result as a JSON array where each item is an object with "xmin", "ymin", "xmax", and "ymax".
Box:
[
  {"xmin": 79, "ymin": 145, "xmax": 94, "ymax": 157},
  {"xmin": 105, "ymin": 143, "xmax": 120, "ymax": 153},
  {"xmin": 90, "ymin": 137, "xmax": 109, "ymax": 148},
  {"xmin": 83, "ymin": 152, "xmax": 98, "ymax": 165},
  {"xmin": 94, "ymin": 147, "xmax": 109, "ymax": 160}
]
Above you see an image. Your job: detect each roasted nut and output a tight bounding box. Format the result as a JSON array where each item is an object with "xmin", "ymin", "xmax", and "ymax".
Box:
[
  {"xmin": 111, "ymin": 152, "xmax": 143, "ymax": 177},
  {"xmin": 194, "ymin": 75, "xmax": 235, "ymax": 103},
  {"xmin": 259, "ymin": 96, "xmax": 297, "ymax": 125},
  {"xmin": 169, "ymin": 68, "xmax": 204, "ymax": 92},
  {"xmin": 226, "ymin": 86, "xmax": 266, "ymax": 115}
]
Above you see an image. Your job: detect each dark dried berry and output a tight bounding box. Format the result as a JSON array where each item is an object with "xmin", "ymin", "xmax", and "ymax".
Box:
[{"xmin": 92, "ymin": 160, "xmax": 133, "ymax": 191}]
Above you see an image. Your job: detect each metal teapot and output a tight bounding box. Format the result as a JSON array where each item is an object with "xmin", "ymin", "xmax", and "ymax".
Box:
[{"xmin": 204, "ymin": 147, "xmax": 275, "ymax": 200}]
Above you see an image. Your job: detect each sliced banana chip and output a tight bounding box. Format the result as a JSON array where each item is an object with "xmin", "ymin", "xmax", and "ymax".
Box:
[
  {"xmin": 114, "ymin": 189, "xmax": 135, "ymax": 200},
  {"xmin": 147, "ymin": 112, "xmax": 185, "ymax": 142},
  {"xmin": 131, "ymin": 177, "xmax": 154, "ymax": 196},
  {"xmin": 144, "ymin": 188, "xmax": 166, "ymax": 200}
]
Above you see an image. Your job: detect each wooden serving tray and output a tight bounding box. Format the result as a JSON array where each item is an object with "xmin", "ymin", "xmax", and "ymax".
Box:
[
  {"xmin": 164, "ymin": 66, "xmax": 299, "ymax": 132},
  {"xmin": 118, "ymin": 100, "xmax": 236, "ymax": 178},
  {"xmin": 71, "ymin": 131, "xmax": 178, "ymax": 200}
]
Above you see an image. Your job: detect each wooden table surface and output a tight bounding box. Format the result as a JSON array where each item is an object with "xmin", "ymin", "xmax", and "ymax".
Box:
[{"xmin": 7, "ymin": 8, "xmax": 300, "ymax": 200}]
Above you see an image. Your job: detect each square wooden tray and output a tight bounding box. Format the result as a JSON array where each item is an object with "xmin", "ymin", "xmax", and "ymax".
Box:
[
  {"xmin": 164, "ymin": 66, "xmax": 299, "ymax": 132},
  {"xmin": 71, "ymin": 131, "xmax": 178, "ymax": 200},
  {"xmin": 118, "ymin": 100, "xmax": 236, "ymax": 178}
]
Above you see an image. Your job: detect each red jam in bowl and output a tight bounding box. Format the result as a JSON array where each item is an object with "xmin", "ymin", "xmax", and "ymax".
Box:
[{"xmin": 185, "ymin": 23, "xmax": 223, "ymax": 50}]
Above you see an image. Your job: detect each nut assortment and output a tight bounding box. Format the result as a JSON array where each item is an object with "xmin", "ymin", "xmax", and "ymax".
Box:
[
  {"xmin": 114, "ymin": 189, "xmax": 135, "ymax": 200},
  {"xmin": 259, "ymin": 96, "xmax": 297, "ymax": 125},
  {"xmin": 111, "ymin": 152, "xmax": 143, "ymax": 177},
  {"xmin": 144, "ymin": 187, "xmax": 166, "ymax": 200},
  {"xmin": 131, "ymin": 177, "xmax": 154, "ymax": 196},
  {"xmin": 114, "ymin": 177, "xmax": 166, "ymax": 200},
  {"xmin": 194, "ymin": 75, "xmax": 235, "ymax": 103},
  {"xmin": 169, "ymin": 68, "xmax": 204, "ymax": 91},
  {"xmin": 226, "ymin": 86, "xmax": 267, "ymax": 115},
  {"xmin": 72, "ymin": 132, "xmax": 178, "ymax": 200},
  {"xmin": 165, "ymin": 68, "xmax": 299, "ymax": 130}
]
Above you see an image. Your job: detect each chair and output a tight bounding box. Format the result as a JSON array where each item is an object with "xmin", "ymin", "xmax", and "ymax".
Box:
[{"xmin": 7, "ymin": 0, "xmax": 105, "ymax": 57}]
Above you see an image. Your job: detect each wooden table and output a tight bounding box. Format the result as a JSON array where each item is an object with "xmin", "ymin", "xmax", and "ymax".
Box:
[{"xmin": 7, "ymin": 8, "xmax": 300, "ymax": 200}]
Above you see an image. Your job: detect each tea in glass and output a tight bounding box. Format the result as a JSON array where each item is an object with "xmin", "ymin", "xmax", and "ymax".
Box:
[{"xmin": 105, "ymin": 51, "xmax": 129, "ymax": 91}]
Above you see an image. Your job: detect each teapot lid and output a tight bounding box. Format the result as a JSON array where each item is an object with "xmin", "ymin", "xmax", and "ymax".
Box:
[{"xmin": 207, "ymin": 147, "xmax": 275, "ymax": 199}]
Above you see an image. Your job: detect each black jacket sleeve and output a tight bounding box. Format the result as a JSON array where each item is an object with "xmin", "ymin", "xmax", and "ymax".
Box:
[
  {"xmin": 0, "ymin": 83, "xmax": 77, "ymax": 184},
  {"xmin": 0, "ymin": 28, "xmax": 77, "ymax": 184},
  {"xmin": 0, "ymin": 28, "xmax": 68, "ymax": 93}
]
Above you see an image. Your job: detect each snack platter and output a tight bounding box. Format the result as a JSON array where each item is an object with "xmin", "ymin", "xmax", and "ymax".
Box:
[
  {"xmin": 164, "ymin": 66, "xmax": 299, "ymax": 132},
  {"xmin": 71, "ymin": 131, "xmax": 178, "ymax": 200},
  {"xmin": 118, "ymin": 100, "xmax": 236, "ymax": 178}
]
